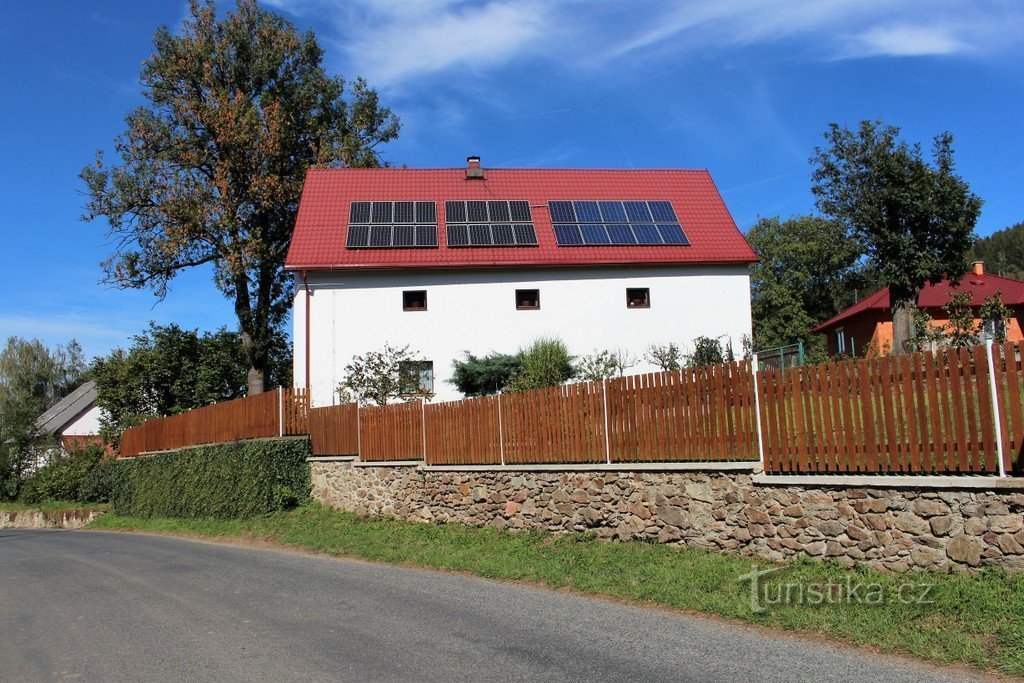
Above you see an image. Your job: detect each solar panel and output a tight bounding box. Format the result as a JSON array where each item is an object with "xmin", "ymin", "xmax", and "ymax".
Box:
[
  {"xmin": 492, "ymin": 224, "xmax": 515, "ymax": 245},
  {"xmin": 553, "ymin": 224, "xmax": 583, "ymax": 245},
  {"xmin": 347, "ymin": 201, "xmax": 438, "ymax": 248},
  {"xmin": 469, "ymin": 224, "xmax": 491, "ymax": 245},
  {"xmin": 416, "ymin": 201, "xmax": 436, "ymax": 223},
  {"xmin": 549, "ymin": 200, "xmax": 688, "ymax": 246},
  {"xmin": 392, "ymin": 224, "xmax": 414, "ymax": 246},
  {"xmin": 350, "ymin": 202, "xmax": 371, "ymax": 224},
  {"xmin": 513, "ymin": 224, "xmax": 537, "ymax": 245},
  {"xmin": 467, "ymin": 200, "xmax": 488, "ymax": 222},
  {"xmin": 633, "ymin": 223, "xmax": 662, "ymax": 244},
  {"xmin": 658, "ymin": 223, "xmax": 689, "ymax": 245},
  {"xmin": 369, "ymin": 224, "xmax": 391, "ymax": 247},
  {"xmin": 509, "ymin": 201, "xmax": 531, "ymax": 222},
  {"xmin": 415, "ymin": 225, "xmax": 437, "ymax": 247},
  {"xmin": 371, "ymin": 201, "xmax": 392, "ymax": 223},
  {"xmin": 393, "ymin": 201, "xmax": 415, "ymax": 223},
  {"xmin": 346, "ymin": 224, "xmax": 370, "ymax": 248},
  {"xmin": 444, "ymin": 200, "xmax": 537, "ymax": 247},
  {"xmin": 580, "ymin": 224, "xmax": 610, "ymax": 244},
  {"xmin": 447, "ymin": 224, "xmax": 469, "ymax": 246}
]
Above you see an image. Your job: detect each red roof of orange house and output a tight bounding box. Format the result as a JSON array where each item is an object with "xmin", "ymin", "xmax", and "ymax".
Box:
[
  {"xmin": 284, "ymin": 165, "xmax": 757, "ymax": 270},
  {"xmin": 813, "ymin": 269, "xmax": 1024, "ymax": 332}
]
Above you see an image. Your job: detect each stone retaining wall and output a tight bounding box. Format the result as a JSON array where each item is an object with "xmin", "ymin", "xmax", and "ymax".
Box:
[
  {"xmin": 311, "ymin": 461, "xmax": 1024, "ymax": 572},
  {"xmin": 0, "ymin": 509, "xmax": 106, "ymax": 530}
]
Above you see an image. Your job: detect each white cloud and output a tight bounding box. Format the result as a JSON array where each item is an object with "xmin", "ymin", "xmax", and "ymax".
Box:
[
  {"xmin": 265, "ymin": 0, "xmax": 1021, "ymax": 84},
  {"xmin": 848, "ymin": 24, "xmax": 967, "ymax": 57}
]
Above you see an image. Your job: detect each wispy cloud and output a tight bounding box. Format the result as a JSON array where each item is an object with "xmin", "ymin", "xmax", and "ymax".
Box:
[{"xmin": 267, "ymin": 0, "xmax": 1021, "ymax": 86}]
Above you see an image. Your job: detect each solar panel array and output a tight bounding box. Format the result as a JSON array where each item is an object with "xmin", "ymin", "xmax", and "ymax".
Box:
[
  {"xmin": 346, "ymin": 201, "xmax": 438, "ymax": 248},
  {"xmin": 445, "ymin": 200, "xmax": 538, "ymax": 247},
  {"xmin": 548, "ymin": 200, "xmax": 689, "ymax": 246}
]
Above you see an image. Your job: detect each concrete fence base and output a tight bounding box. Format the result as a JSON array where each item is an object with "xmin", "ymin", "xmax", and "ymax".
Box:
[
  {"xmin": 0, "ymin": 508, "xmax": 106, "ymax": 530},
  {"xmin": 311, "ymin": 461, "xmax": 1024, "ymax": 572}
]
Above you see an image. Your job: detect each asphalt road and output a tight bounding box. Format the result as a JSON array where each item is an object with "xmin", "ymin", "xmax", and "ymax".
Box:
[{"xmin": 0, "ymin": 529, "xmax": 990, "ymax": 683}]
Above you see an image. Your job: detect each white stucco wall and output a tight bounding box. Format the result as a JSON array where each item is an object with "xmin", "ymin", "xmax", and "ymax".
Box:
[
  {"xmin": 293, "ymin": 265, "xmax": 752, "ymax": 405},
  {"xmin": 60, "ymin": 403, "xmax": 103, "ymax": 436}
]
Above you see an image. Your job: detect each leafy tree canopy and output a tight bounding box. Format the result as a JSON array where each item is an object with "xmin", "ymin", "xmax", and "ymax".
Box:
[
  {"xmin": 811, "ymin": 121, "xmax": 982, "ymax": 353},
  {"xmin": 747, "ymin": 214, "xmax": 874, "ymax": 360},
  {"xmin": 971, "ymin": 221, "xmax": 1024, "ymax": 279},
  {"xmin": 339, "ymin": 344, "xmax": 427, "ymax": 406},
  {"xmin": 0, "ymin": 338, "xmax": 86, "ymax": 498},
  {"xmin": 81, "ymin": 0, "xmax": 399, "ymax": 394},
  {"xmin": 91, "ymin": 322, "xmax": 290, "ymax": 444}
]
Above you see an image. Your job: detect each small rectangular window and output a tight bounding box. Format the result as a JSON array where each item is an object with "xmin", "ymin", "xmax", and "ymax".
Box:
[
  {"xmin": 403, "ymin": 290, "xmax": 427, "ymax": 311},
  {"xmin": 626, "ymin": 288, "xmax": 650, "ymax": 309},
  {"xmin": 516, "ymin": 289, "xmax": 540, "ymax": 310},
  {"xmin": 400, "ymin": 361, "xmax": 434, "ymax": 395},
  {"xmin": 836, "ymin": 328, "xmax": 847, "ymax": 354}
]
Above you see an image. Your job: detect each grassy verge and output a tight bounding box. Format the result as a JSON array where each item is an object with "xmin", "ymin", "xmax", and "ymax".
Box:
[
  {"xmin": 91, "ymin": 503, "xmax": 1023, "ymax": 676},
  {"xmin": 1, "ymin": 500, "xmax": 110, "ymax": 513}
]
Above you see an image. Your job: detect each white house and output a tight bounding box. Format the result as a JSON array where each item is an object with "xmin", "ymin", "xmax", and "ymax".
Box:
[
  {"xmin": 30, "ymin": 380, "xmax": 105, "ymax": 469},
  {"xmin": 286, "ymin": 158, "xmax": 757, "ymax": 405}
]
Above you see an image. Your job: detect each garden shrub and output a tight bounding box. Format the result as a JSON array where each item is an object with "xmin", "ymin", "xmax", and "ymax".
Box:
[
  {"xmin": 110, "ymin": 438, "xmax": 310, "ymax": 519},
  {"xmin": 19, "ymin": 445, "xmax": 109, "ymax": 504}
]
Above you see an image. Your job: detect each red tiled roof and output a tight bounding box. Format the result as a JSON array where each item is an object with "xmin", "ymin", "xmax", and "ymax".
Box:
[
  {"xmin": 284, "ymin": 167, "xmax": 757, "ymax": 270},
  {"xmin": 813, "ymin": 272, "xmax": 1024, "ymax": 332}
]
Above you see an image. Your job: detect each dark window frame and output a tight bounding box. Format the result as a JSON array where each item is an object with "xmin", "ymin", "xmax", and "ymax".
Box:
[
  {"xmin": 626, "ymin": 287, "xmax": 650, "ymax": 309},
  {"xmin": 403, "ymin": 290, "xmax": 428, "ymax": 311},
  {"xmin": 516, "ymin": 289, "xmax": 541, "ymax": 310}
]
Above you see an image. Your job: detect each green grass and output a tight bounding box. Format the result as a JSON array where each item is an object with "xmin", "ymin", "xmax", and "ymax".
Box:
[
  {"xmin": 90, "ymin": 503, "xmax": 1024, "ymax": 676},
  {"xmin": 1, "ymin": 500, "xmax": 111, "ymax": 513}
]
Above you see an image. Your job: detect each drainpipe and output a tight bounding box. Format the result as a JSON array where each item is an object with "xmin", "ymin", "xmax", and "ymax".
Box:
[{"xmin": 302, "ymin": 269, "xmax": 311, "ymax": 395}]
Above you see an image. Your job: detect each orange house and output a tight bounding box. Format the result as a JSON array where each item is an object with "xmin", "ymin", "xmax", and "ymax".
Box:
[{"xmin": 813, "ymin": 262, "xmax": 1024, "ymax": 357}]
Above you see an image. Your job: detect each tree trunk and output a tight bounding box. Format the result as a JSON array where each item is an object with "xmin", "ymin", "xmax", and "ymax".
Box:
[{"xmin": 891, "ymin": 297, "xmax": 915, "ymax": 355}]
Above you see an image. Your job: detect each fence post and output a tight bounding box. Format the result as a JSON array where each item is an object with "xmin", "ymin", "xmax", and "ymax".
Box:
[
  {"xmin": 751, "ymin": 354, "xmax": 766, "ymax": 472},
  {"xmin": 497, "ymin": 392, "xmax": 506, "ymax": 467},
  {"xmin": 985, "ymin": 340, "xmax": 1007, "ymax": 477},
  {"xmin": 278, "ymin": 387, "xmax": 284, "ymax": 437},
  {"xmin": 602, "ymin": 379, "xmax": 612, "ymax": 465},
  {"xmin": 356, "ymin": 404, "xmax": 362, "ymax": 457},
  {"xmin": 421, "ymin": 399, "xmax": 427, "ymax": 463}
]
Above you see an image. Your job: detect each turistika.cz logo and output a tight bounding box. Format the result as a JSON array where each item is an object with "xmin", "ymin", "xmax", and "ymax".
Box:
[{"xmin": 737, "ymin": 566, "xmax": 935, "ymax": 613}]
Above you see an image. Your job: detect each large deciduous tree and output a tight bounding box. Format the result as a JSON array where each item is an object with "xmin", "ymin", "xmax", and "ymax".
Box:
[
  {"xmin": 0, "ymin": 338, "xmax": 86, "ymax": 498},
  {"xmin": 91, "ymin": 322, "xmax": 291, "ymax": 445},
  {"xmin": 810, "ymin": 121, "xmax": 982, "ymax": 354},
  {"xmin": 747, "ymin": 214, "xmax": 870, "ymax": 359},
  {"xmin": 81, "ymin": 0, "xmax": 399, "ymax": 394}
]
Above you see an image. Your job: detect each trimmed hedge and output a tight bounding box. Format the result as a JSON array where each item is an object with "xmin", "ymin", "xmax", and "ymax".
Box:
[{"xmin": 111, "ymin": 438, "xmax": 310, "ymax": 519}]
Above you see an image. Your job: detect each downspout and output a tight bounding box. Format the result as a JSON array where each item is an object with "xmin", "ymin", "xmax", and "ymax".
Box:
[{"xmin": 302, "ymin": 269, "xmax": 311, "ymax": 394}]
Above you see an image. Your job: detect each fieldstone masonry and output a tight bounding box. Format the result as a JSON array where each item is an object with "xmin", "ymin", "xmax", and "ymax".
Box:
[{"xmin": 310, "ymin": 461, "xmax": 1024, "ymax": 572}]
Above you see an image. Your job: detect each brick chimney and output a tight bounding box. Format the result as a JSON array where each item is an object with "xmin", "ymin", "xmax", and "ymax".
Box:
[
  {"xmin": 972, "ymin": 260, "xmax": 984, "ymax": 276},
  {"xmin": 466, "ymin": 155, "xmax": 484, "ymax": 179}
]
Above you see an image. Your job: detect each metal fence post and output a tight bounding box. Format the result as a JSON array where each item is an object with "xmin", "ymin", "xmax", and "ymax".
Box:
[
  {"xmin": 602, "ymin": 379, "xmax": 612, "ymax": 465},
  {"xmin": 497, "ymin": 392, "xmax": 506, "ymax": 467},
  {"xmin": 751, "ymin": 354, "xmax": 766, "ymax": 471},
  {"xmin": 985, "ymin": 340, "xmax": 1007, "ymax": 477},
  {"xmin": 278, "ymin": 387, "xmax": 284, "ymax": 437},
  {"xmin": 421, "ymin": 399, "xmax": 427, "ymax": 463}
]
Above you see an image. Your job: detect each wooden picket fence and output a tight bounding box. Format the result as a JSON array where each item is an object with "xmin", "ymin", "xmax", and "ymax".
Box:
[
  {"xmin": 308, "ymin": 403, "xmax": 359, "ymax": 457},
  {"xmin": 119, "ymin": 388, "xmax": 308, "ymax": 457},
  {"xmin": 760, "ymin": 346, "xmax": 1002, "ymax": 474},
  {"xmin": 308, "ymin": 345, "xmax": 1023, "ymax": 476},
  {"xmin": 124, "ymin": 343, "xmax": 1024, "ymax": 476}
]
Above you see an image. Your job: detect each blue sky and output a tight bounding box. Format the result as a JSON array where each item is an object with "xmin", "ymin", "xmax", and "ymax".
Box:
[{"xmin": 1, "ymin": 0, "xmax": 1021, "ymax": 360}]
